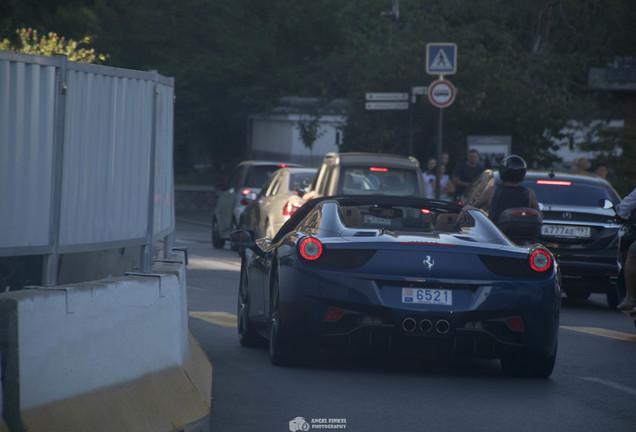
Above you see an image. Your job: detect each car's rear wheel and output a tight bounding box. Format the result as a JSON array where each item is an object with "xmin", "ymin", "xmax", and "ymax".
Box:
[
  {"xmin": 607, "ymin": 292, "xmax": 619, "ymax": 310},
  {"xmin": 212, "ymin": 217, "xmax": 225, "ymax": 249},
  {"xmin": 500, "ymin": 345, "xmax": 557, "ymax": 378},
  {"xmin": 237, "ymin": 260, "xmax": 264, "ymax": 347},
  {"xmin": 269, "ymin": 271, "xmax": 297, "ymax": 366}
]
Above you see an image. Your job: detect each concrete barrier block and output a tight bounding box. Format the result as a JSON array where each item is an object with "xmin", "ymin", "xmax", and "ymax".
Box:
[{"xmin": 0, "ymin": 251, "xmax": 212, "ymax": 431}]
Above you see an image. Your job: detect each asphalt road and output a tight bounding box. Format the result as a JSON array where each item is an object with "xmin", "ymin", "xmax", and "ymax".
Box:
[{"xmin": 175, "ymin": 219, "xmax": 636, "ymax": 432}]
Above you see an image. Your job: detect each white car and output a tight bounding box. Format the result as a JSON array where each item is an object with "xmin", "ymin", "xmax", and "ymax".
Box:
[{"xmin": 212, "ymin": 160, "xmax": 300, "ymax": 249}]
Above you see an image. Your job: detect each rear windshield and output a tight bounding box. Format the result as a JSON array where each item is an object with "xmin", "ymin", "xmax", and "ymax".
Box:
[
  {"xmin": 246, "ymin": 165, "xmax": 286, "ymax": 188},
  {"xmin": 521, "ymin": 180, "xmax": 619, "ymax": 206},
  {"xmin": 288, "ymin": 172, "xmax": 315, "ymax": 193},
  {"xmin": 338, "ymin": 166, "xmax": 420, "ymax": 196}
]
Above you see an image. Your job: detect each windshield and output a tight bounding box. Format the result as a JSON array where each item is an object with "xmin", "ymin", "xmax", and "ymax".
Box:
[
  {"xmin": 288, "ymin": 171, "xmax": 315, "ymax": 193},
  {"xmin": 338, "ymin": 166, "xmax": 419, "ymax": 196},
  {"xmin": 337, "ymin": 202, "xmax": 508, "ymax": 245},
  {"xmin": 246, "ymin": 165, "xmax": 286, "ymax": 188},
  {"xmin": 521, "ymin": 179, "xmax": 619, "ymax": 206}
]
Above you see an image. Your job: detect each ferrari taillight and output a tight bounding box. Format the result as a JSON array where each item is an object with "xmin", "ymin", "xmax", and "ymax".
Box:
[
  {"xmin": 529, "ymin": 249, "xmax": 552, "ymax": 272},
  {"xmin": 299, "ymin": 237, "xmax": 323, "ymax": 261}
]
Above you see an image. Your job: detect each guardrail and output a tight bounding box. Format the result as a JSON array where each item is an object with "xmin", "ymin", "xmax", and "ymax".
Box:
[{"xmin": 0, "ymin": 51, "xmax": 175, "ymax": 285}]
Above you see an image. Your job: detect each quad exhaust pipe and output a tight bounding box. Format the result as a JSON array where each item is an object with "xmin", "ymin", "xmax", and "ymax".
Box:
[{"xmin": 402, "ymin": 317, "xmax": 450, "ymax": 334}]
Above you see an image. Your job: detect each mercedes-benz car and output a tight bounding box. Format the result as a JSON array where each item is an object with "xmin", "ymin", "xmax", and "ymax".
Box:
[
  {"xmin": 232, "ymin": 195, "xmax": 560, "ymax": 378},
  {"xmin": 462, "ymin": 170, "xmax": 621, "ymax": 308}
]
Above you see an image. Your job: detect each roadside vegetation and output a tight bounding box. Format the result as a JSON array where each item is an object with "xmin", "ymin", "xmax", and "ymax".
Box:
[{"xmin": 1, "ymin": 0, "xmax": 635, "ymax": 190}]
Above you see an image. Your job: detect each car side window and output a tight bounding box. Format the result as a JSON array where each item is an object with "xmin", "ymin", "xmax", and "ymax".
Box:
[
  {"xmin": 226, "ymin": 168, "xmax": 242, "ymax": 192},
  {"xmin": 269, "ymin": 177, "xmax": 282, "ymax": 196}
]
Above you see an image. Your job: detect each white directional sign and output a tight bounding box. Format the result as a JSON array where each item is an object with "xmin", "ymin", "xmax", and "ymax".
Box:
[
  {"xmin": 428, "ymin": 79, "xmax": 456, "ymax": 108},
  {"xmin": 426, "ymin": 43, "xmax": 457, "ymax": 75},
  {"xmin": 365, "ymin": 101, "xmax": 409, "ymax": 110},
  {"xmin": 366, "ymin": 92, "xmax": 409, "ymax": 101}
]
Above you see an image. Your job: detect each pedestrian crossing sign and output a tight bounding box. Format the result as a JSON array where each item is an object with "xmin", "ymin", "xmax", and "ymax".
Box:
[{"xmin": 426, "ymin": 43, "xmax": 457, "ymax": 75}]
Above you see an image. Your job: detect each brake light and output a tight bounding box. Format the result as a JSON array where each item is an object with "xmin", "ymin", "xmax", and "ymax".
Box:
[
  {"xmin": 370, "ymin": 167, "xmax": 388, "ymax": 172},
  {"xmin": 299, "ymin": 237, "xmax": 323, "ymax": 261},
  {"xmin": 325, "ymin": 307, "xmax": 345, "ymax": 321},
  {"xmin": 241, "ymin": 188, "xmax": 251, "ymax": 195},
  {"xmin": 506, "ymin": 317, "xmax": 524, "ymax": 331},
  {"xmin": 282, "ymin": 197, "xmax": 303, "ymax": 216},
  {"xmin": 421, "ymin": 209, "xmax": 431, "ymax": 214},
  {"xmin": 506, "ymin": 208, "xmax": 540, "ymax": 217},
  {"xmin": 277, "ymin": 164, "xmax": 287, "ymax": 168},
  {"xmin": 536, "ymin": 180, "xmax": 571, "ymax": 186},
  {"xmin": 529, "ymin": 249, "xmax": 552, "ymax": 272}
]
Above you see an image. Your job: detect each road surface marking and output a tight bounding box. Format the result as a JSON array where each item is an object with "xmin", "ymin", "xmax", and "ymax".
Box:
[
  {"xmin": 190, "ymin": 311, "xmax": 237, "ymax": 328},
  {"xmin": 582, "ymin": 377, "xmax": 636, "ymax": 397},
  {"xmin": 560, "ymin": 325, "xmax": 636, "ymax": 343}
]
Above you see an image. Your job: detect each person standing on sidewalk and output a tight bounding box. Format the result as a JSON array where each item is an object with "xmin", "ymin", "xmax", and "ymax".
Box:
[{"xmin": 452, "ymin": 149, "xmax": 483, "ymax": 201}]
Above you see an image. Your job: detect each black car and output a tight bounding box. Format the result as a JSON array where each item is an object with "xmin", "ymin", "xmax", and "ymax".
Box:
[
  {"xmin": 462, "ymin": 170, "xmax": 622, "ymax": 308},
  {"xmin": 232, "ymin": 195, "xmax": 560, "ymax": 377}
]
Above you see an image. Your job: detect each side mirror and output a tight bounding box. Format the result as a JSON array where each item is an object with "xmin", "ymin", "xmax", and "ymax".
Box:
[{"xmin": 230, "ymin": 230, "xmax": 256, "ymax": 248}]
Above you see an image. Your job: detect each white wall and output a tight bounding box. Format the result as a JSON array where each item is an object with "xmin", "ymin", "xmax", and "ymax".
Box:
[{"xmin": 249, "ymin": 113, "xmax": 344, "ymax": 166}]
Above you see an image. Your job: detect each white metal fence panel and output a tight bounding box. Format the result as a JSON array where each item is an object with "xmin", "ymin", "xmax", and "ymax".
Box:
[
  {"xmin": 0, "ymin": 51, "xmax": 175, "ymax": 283},
  {"xmin": 0, "ymin": 57, "xmax": 58, "ymax": 253},
  {"xmin": 59, "ymin": 68, "xmax": 154, "ymax": 249}
]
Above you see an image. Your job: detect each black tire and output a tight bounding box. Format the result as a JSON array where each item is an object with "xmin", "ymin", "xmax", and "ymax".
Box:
[
  {"xmin": 237, "ymin": 260, "xmax": 264, "ymax": 347},
  {"xmin": 607, "ymin": 292, "xmax": 619, "ymax": 310},
  {"xmin": 500, "ymin": 345, "xmax": 557, "ymax": 378},
  {"xmin": 212, "ymin": 217, "xmax": 225, "ymax": 249},
  {"xmin": 269, "ymin": 271, "xmax": 298, "ymax": 366}
]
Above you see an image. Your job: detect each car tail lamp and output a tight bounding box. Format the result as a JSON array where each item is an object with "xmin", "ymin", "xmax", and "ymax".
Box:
[
  {"xmin": 282, "ymin": 197, "xmax": 304, "ymax": 216},
  {"xmin": 241, "ymin": 188, "xmax": 251, "ymax": 195},
  {"xmin": 325, "ymin": 307, "xmax": 345, "ymax": 322},
  {"xmin": 299, "ymin": 237, "xmax": 323, "ymax": 261},
  {"xmin": 369, "ymin": 167, "xmax": 388, "ymax": 172},
  {"xmin": 529, "ymin": 249, "xmax": 552, "ymax": 272},
  {"xmin": 505, "ymin": 317, "xmax": 524, "ymax": 332}
]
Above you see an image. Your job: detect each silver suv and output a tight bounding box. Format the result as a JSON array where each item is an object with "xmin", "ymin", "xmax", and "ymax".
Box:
[
  {"xmin": 306, "ymin": 152, "xmax": 426, "ymax": 198},
  {"xmin": 212, "ymin": 160, "xmax": 299, "ymax": 249}
]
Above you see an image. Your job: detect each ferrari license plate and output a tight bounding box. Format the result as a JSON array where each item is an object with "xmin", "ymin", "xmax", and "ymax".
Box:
[
  {"xmin": 402, "ymin": 288, "xmax": 452, "ymax": 305},
  {"xmin": 541, "ymin": 224, "xmax": 591, "ymax": 238}
]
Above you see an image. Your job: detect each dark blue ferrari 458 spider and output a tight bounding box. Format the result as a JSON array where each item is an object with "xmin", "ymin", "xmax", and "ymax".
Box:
[{"xmin": 230, "ymin": 196, "xmax": 561, "ymax": 377}]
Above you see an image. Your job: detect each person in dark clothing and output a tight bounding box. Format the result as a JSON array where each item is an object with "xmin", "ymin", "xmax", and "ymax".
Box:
[
  {"xmin": 470, "ymin": 155, "xmax": 540, "ymax": 224},
  {"xmin": 452, "ymin": 149, "xmax": 483, "ymax": 201}
]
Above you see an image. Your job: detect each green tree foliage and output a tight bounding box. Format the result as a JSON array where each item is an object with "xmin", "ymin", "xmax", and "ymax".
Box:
[
  {"xmin": 0, "ymin": 27, "xmax": 106, "ymax": 63},
  {"xmin": 2, "ymin": 0, "xmax": 635, "ymax": 177}
]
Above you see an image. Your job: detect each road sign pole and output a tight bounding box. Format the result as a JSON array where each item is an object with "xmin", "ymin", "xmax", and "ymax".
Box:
[{"xmin": 408, "ymin": 86, "xmax": 414, "ymax": 156}]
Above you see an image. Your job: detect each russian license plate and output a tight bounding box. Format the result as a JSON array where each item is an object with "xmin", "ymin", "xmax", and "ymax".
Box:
[
  {"xmin": 541, "ymin": 224, "xmax": 591, "ymax": 239},
  {"xmin": 402, "ymin": 288, "xmax": 452, "ymax": 305}
]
